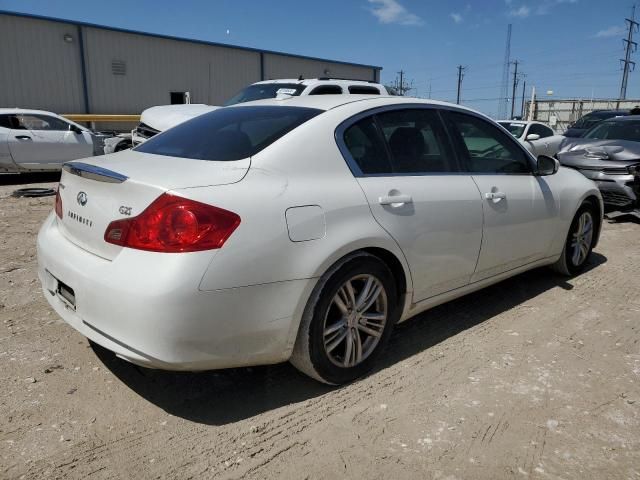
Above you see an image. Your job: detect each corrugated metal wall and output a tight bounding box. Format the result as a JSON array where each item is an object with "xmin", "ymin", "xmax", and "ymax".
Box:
[
  {"xmin": 263, "ymin": 53, "xmax": 375, "ymax": 82},
  {"xmin": 0, "ymin": 15, "xmax": 85, "ymax": 112},
  {"xmin": 82, "ymin": 27, "xmax": 261, "ymax": 113},
  {"xmin": 0, "ymin": 12, "xmax": 380, "ymax": 117}
]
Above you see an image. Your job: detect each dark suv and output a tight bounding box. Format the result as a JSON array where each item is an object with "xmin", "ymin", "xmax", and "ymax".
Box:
[{"xmin": 565, "ymin": 110, "xmax": 629, "ymax": 137}]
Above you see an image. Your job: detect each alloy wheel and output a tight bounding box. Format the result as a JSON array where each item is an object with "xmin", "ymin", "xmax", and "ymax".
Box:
[
  {"xmin": 570, "ymin": 211, "xmax": 593, "ymax": 267},
  {"xmin": 323, "ymin": 274, "xmax": 388, "ymax": 368}
]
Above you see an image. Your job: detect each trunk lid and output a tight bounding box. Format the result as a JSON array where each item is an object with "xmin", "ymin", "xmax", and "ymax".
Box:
[{"xmin": 56, "ymin": 152, "xmax": 249, "ymax": 260}]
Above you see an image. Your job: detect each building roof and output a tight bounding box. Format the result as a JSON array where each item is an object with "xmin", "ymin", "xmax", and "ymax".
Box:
[{"xmin": 0, "ymin": 10, "xmax": 382, "ymax": 71}]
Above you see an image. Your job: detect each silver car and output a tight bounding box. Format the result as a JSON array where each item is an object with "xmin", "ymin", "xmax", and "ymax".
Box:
[{"xmin": 557, "ymin": 116, "xmax": 640, "ymax": 209}]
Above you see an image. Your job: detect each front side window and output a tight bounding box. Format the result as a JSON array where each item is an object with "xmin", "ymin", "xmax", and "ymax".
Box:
[
  {"xmin": 224, "ymin": 83, "xmax": 306, "ymax": 106},
  {"xmin": 136, "ymin": 106, "xmax": 322, "ymax": 161},
  {"xmin": 445, "ymin": 112, "xmax": 532, "ymax": 174},
  {"xmin": 498, "ymin": 121, "xmax": 526, "ymax": 139},
  {"xmin": 16, "ymin": 114, "xmax": 71, "ymax": 131},
  {"xmin": 529, "ymin": 124, "xmax": 553, "ymax": 138}
]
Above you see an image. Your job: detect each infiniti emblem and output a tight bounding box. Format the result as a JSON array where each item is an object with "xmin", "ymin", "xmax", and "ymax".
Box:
[{"xmin": 77, "ymin": 191, "xmax": 88, "ymax": 206}]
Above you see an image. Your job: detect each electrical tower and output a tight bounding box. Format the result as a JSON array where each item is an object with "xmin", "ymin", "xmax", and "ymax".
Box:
[
  {"xmin": 620, "ymin": 5, "xmax": 638, "ymax": 99},
  {"xmin": 498, "ymin": 24, "xmax": 512, "ymax": 119}
]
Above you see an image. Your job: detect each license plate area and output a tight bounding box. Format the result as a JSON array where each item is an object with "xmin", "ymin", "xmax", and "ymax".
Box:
[{"xmin": 56, "ymin": 279, "xmax": 76, "ymax": 310}]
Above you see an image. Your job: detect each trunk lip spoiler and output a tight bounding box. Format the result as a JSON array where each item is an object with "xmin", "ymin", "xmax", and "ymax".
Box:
[{"xmin": 63, "ymin": 162, "xmax": 128, "ymax": 184}]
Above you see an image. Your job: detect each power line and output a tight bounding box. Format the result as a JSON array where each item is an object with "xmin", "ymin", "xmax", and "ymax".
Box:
[{"xmin": 620, "ymin": 5, "xmax": 639, "ymax": 99}]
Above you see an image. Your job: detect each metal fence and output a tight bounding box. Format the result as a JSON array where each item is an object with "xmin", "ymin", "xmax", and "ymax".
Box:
[{"xmin": 524, "ymin": 98, "xmax": 640, "ymax": 133}]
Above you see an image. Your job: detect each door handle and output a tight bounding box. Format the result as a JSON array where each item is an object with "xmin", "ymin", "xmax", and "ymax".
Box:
[
  {"xmin": 485, "ymin": 191, "xmax": 506, "ymax": 201},
  {"xmin": 15, "ymin": 135, "xmax": 31, "ymax": 140},
  {"xmin": 379, "ymin": 194, "xmax": 413, "ymax": 206}
]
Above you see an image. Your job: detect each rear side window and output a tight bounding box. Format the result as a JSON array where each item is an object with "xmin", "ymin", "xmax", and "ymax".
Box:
[
  {"xmin": 136, "ymin": 106, "xmax": 322, "ymax": 161},
  {"xmin": 376, "ymin": 109, "xmax": 454, "ymax": 173},
  {"xmin": 0, "ymin": 115, "xmax": 12, "ymax": 129},
  {"xmin": 348, "ymin": 86, "xmax": 380, "ymax": 95},
  {"xmin": 343, "ymin": 117, "xmax": 393, "ymax": 174},
  {"xmin": 309, "ymin": 85, "xmax": 343, "ymax": 95}
]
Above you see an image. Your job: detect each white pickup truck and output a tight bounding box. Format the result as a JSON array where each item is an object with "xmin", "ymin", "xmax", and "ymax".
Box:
[{"xmin": 104, "ymin": 78, "xmax": 393, "ymax": 153}]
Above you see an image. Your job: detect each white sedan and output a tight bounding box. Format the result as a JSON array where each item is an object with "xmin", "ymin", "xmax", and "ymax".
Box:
[
  {"xmin": 37, "ymin": 96, "xmax": 602, "ymax": 384},
  {"xmin": 0, "ymin": 109, "xmax": 100, "ymax": 173},
  {"xmin": 497, "ymin": 120, "xmax": 565, "ymax": 157}
]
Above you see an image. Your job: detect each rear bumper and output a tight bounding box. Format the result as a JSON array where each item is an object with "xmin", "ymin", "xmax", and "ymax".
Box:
[{"xmin": 37, "ymin": 213, "xmax": 315, "ymax": 370}]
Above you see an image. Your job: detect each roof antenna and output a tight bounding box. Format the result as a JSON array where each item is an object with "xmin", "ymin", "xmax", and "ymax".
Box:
[{"xmin": 298, "ymin": 75, "xmax": 304, "ymax": 81}]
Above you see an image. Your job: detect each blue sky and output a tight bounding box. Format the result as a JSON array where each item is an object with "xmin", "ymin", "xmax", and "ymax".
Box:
[{"xmin": 0, "ymin": 0, "xmax": 637, "ymax": 117}]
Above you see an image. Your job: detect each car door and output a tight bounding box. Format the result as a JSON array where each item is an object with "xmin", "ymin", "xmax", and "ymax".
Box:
[
  {"xmin": 443, "ymin": 111, "xmax": 560, "ymax": 282},
  {"xmin": 338, "ymin": 107, "xmax": 483, "ymax": 302},
  {"xmin": 8, "ymin": 114, "xmax": 89, "ymax": 169}
]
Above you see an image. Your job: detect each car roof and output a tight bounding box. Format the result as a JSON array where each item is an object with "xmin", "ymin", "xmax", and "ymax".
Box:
[
  {"xmin": 228, "ymin": 94, "xmax": 482, "ymax": 114},
  {"xmin": 252, "ymin": 78, "xmax": 383, "ymax": 87},
  {"xmin": 602, "ymin": 115, "xmax": 640, "ymax": 122},
  {"xmin": 0, "ymin": 108, "xmax": 60, "ymax": 115}
]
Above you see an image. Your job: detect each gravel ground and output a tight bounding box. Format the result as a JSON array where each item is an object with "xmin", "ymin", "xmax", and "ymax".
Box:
[{"xmin": 1, "ymin": 173, "xmax": 639, "ymax": 480}]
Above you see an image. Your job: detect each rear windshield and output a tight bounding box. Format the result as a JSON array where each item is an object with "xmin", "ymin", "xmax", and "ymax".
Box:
[
  {"xmin": 135, "ymin": 106, "xmax": 322, "ymax": 161},
  {"xmin": 224, "ymin": 83, "xmax": 306, "ymax": 106}
]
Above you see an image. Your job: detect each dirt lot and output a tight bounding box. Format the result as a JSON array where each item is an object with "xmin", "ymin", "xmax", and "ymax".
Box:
[{"xmin": 1, "ymin": 173, "xmax": 639, "ymax": 480}]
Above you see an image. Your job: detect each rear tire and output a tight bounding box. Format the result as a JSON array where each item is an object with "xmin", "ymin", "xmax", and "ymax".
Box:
[
  {"xmin": 290, "ymin": 252, "xmax": 399, "ymax": 385},
  {"xmin": 552, "ymin": 204, "xmax": 596, "ymax": 276}
]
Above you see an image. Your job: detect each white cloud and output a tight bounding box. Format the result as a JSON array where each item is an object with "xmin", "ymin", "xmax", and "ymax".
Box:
[
  {"xmin": 508, "ymin": 5, "xmax": 531, "ymax": 17},
  {"xmin": 368, "ymin": 0, "xmax": 424, "ymax": 26},
  {"xmin": 450, "ymin": 12, "xmax": 463, "ymax": 23},
  {"xmin": 595, "ymin": 25, "xmax": 626, "ymax": 38}
]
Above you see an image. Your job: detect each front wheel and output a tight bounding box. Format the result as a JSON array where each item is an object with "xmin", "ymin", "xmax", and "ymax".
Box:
[
  {"xmin": 290, "ymin": 252, "xmax": 399, "ymax": 385},
  {"xmin": 552, "ymin": 204, "xmax": 596, "ymax": 276}
]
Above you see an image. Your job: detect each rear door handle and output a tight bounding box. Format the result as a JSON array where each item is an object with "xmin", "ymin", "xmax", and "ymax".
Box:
[
  {"xmin": 15, "ymin": 135, "xmax": 31, "ymax": 140},
  {"xmin": 379, "ymin": 194, "xmax": 413, "ymax": 206},
  {"xmin": 485, "ymin": 191, "xmax": 506, "ymax": 201}
]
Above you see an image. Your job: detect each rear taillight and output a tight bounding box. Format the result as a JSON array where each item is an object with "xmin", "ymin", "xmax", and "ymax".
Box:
[
  {"xmin": 104, "ymin": 193, "xmax": 240, "ymax": 252},
  {"xmin": 55, "ymin": 188, "xmax": 63, "ymax": 219}
]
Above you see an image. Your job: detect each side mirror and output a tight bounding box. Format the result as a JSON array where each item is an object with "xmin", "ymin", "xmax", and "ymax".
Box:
[
  {"xmin": 536, "ymin": 155, "xmax": 559, "ymax": 176},
  {"xmin": 70, "ymin": 125, "xmax": 83, "ymax": 134},
  {"xmin": 525, "ymin": 133, "xmax": 540, "ymax": 141}
]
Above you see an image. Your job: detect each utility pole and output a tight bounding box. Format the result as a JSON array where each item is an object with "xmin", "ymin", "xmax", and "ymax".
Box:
[
  {"xmin": 510, "ymin": 60, "xmax": 519, "ymax": 119},
  {"xmin": 521, "ymin": 78, "xmax": 527, "ymax": 118},
  {"xmin": 398, "ymin": 70, "xmax": 404, "ymax": 95},
  {"xmin": 456, "ymin": 65, "xmax": 465, "ymax": 104},
  {"xmin": 620, "ymin": 5, "xmax": 639, "ymax": 99}
]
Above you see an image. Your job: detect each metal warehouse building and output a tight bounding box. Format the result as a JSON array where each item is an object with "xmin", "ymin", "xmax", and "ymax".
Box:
[{"xmin": 0, "ymin": 11, "xmax": 382, "ymax": 116}]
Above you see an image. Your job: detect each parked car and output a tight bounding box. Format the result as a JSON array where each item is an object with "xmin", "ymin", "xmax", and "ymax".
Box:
[
  {"xmin": 38, "ymin": 96, "xmax": 602, "ymax": 384},
  {"xmin": 557, "ymin": 116, "xmax": 640, "ymax": 209},
  {"xmin": 104, "ymin": 78, "xmax": 392, "ymax": 153},
  {"xmin": 564, "ymin": 109, "xmax": 629, "ymax": 138},
  {"xmin": 0, "ymin": 109, "xmax": 104, "ymax": 173},
  {"xmin": 497, "ymin": 120, "xmax": 564, "ymax": 157}
]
